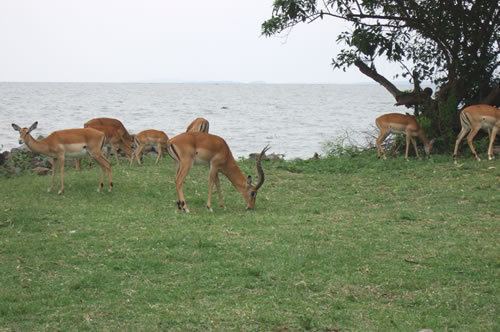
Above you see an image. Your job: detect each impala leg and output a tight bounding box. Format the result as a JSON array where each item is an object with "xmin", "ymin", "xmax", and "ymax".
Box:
[
  {"xmin": 175, "ymin": 160, "xmax": 193, "ymax": 212},
  {"xmin": 111, "ymin": 144, "xmax": 120, "ymax": 164},
  {"xmin": 206, "ymin": 166, "xmax": 218, "ymax": 212},
  {"xmin": 91, "ymin": 152, "xmax": 112, "ymax": 192},
  {"xmin": 75, "ymin": 158, "xmax": 81, "ymax": 171},
  {"xmin": 411, "ymin": 138, "xmax": 420, "ymax": 159},
  {"xmin": 376, "ymin": 129, "xmax": 389, "ymax": 159},
  {"xmin": 466, "ymin": 126, "xmax": 481, "ymax": 161},
  {"xmin": 487, "ymin": 126, "xmax": 498, "ymax": 160},
  {"xmin": 155, "ymin": 143, "xmax": 162, "ymax": 164},
  {"xmin": 58, "ymin": 156, "xmax": 65, "ymax": 195},
  {"xmin": 131, "ymin": 144, "xmax": 141, "ymax": 166},
  {"xmin": 404, "ymin": 132, "xmax": 411, "ymax": 160},
  {"xmin": 214, "ymin": 172, "xmax": 224, "ymax": 208},
  {"xmin": 453, "ymin": 126, "xmax": 470, "ymax": 161},
  {"xmin": 138, "ymin": 144, "xmax": 146, "ymax": 165},
  {"xmin": 48, "ymin": 158, "xmax": 57, "ymax": 192}
]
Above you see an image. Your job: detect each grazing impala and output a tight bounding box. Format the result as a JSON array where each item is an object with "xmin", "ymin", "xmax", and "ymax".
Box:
[
  {"xmin": 131, "ymin": 129, "xmax": 170, "ymax": 165},
  {"xmin": 167, "ymin": 132, "xmax": 269, "ymax": 212},
  {"xmin": 375, "ymin": 113, "xmax": 434, "ymax": 160},
  {"xmin": 12, "ymin": 122, "xmax": 112, "ymax": 194},
  {"xmin": 453, "ymin": 104, "xmax": 499, "ymax": 161},
  {"xmin": 84, "ymin": 117, "xmax": 134, "ymax": 161},
  {"xmin": 186, "ymin": 117, "xmax": 209, "ymax": 133}
]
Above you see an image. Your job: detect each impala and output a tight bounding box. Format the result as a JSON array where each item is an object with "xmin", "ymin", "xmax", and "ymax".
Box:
[
  {"xmin": 166, "ymin": 132, "xmax": 269, "ymax": 212},
  {"xmin": 453, "ymin": 104, "xmax": 499, "ymax": 161},
  {"xmin": 84, "ymin": 117, "xmax": 134, "ymax": 161},
  {"xmin": 12, "ymin": 122, "xmax": 112, "ymax": 194},
  {"xmin": 186, "ymin": 117, "xmax": 209, "ymax": 133},
  {"xmin": 75, "ymin": 117, "xmax": 134, "ymax": 170},
  {"xmin": 131, "ymin": 129, "xmax": 170, "ymax": 165},
  {"xmin": 375, "ymin": 113, "xmax": 434, "ymax": 160}
]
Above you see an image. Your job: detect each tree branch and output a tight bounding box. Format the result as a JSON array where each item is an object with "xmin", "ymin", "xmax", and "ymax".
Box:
[
  {"xmin": 354, "ymin": 59, "xmax": 433, "ymax": 107},
  {"xmin": 354, "ymin": 59, "xmax": 402, "ymax": 98}
]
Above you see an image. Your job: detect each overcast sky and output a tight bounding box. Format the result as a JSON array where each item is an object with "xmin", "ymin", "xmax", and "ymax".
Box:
[{"xmin": 0, "ymin": 0, "xmax": 401, "ymax": 83}]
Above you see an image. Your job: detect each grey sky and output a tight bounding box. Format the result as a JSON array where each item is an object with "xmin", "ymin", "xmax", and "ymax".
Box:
[{"xmin": 0, "ymin": 0, "xmax": 400, "ymax": 83}]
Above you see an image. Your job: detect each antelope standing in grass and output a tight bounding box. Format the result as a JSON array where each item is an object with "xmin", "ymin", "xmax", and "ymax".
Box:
[
  {"xmin": 167, "ymin": 131, "xmax": 269, "ymax": 212},
  {"xmin": 453, "ymin": 104, "xmax": 499, "ymax": 161},
  {"xmin": 375, "ymin": 113, "xmax": 434, "ymax": 160},
  {"xmin": 131, "ymin": 129, "xmax": 170, "ymax": 165},
  {"xmin": 12, "ymin": 122, "xmax": 112, "ymax": 194},
  {"xmin": 84, "ymin": 117, "xmax": 134, "ymax": 161}
]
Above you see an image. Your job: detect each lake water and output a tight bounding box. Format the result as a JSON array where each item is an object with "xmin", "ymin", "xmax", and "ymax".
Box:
[{"xmin": 0, "ymin": 82, "xmax": 406, "ymax": 159}]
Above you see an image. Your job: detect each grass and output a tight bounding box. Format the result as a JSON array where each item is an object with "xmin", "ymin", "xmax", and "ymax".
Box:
[{"xmin": 0, "ymin": 152, "xmax": 498, "ymax": 330}]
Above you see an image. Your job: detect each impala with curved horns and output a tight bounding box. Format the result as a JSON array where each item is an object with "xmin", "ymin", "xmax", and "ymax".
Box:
[
  {"xmin": 453, "ymin": 104, "xmax": 499, "ymax": 161},
  {"xmin": 375, "ymin": 113, "xmax": 434, "ymax": 160},
  {"xmin": 131, "ymin": 129, "xmax": 169, "ymax": 165},
  {"xmin": 12, "ymin": 122, "xmax": 112, "ymax": 194},
  {"xmin": 186, "ymin": 117, "xmax": 209, "ymax": 133},
  {"xmin": 166, "ymin": 132, "xmax": 269, "ymax": 212}
]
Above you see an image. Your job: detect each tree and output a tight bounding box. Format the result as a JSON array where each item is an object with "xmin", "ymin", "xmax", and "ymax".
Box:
[{"xmin": 262, "ymin": 0, "xmax": 500, "ymax": 149}]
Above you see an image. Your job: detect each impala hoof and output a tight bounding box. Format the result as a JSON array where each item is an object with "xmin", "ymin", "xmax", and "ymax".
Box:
[
  {"xmin": 207, "ymin": 206, "xmax": 214, "ymax": 212},
  {"xmin": 57, "ymin": 190, "xmax": 63, "ymax": 195}
]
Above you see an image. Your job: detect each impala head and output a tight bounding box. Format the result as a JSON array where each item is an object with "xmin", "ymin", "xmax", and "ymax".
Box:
[
  {"xmin": 423, "ymin": 138, "xmax": 436, "ymax": 156},
  {"xmin": 245, "ymin": 145, "xmax": 270, "ymax": 210},
  {"xmin": 12, "ymin": 122, "xmax": 38, "ymax": 144}
]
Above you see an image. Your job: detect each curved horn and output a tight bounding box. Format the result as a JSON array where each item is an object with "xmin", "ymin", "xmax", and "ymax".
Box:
[{"xmin": 254, "ymin": 145, "xmax": 270, "ymax": 191}]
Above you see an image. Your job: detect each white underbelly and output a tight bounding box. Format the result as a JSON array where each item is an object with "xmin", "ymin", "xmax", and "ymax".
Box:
[
  {"xmin": 480, "ymin": 120, "xmax": 495, "ymax": 130},
  {"xmin": 194, "ymin": 157, "xmax": 209, "ymax": 165},
  {"xmin": 65, "ymin": 151, "xmax": 88, "ymax": 158},
  {"xmin": 63, "ymin": 143, "xmax": 89, "ymax": 158}
]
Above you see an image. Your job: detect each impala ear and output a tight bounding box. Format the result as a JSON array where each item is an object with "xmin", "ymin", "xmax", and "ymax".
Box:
[
  {"xmin": 12, "ymin": 123, "xmax": 21, "ymax": 132},
  {"xmin": 247, "ymin": 175, "xmax": 252, "ymax": 185},
  {"xmin": 28, "ymin": 121, "xmax": 38, "ymax": 133}
]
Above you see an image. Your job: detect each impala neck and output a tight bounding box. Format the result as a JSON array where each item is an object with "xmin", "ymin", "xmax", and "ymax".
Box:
[
  {"xmin": 23, "ymin": 133, "xmax": 51, "ymax": 155},
  {"xmin": 222, "ymin": 158, "xmax": 249, "ymax": 199},
  {"xmin": 418, "ymin": 131, "xmax": 430, "ymax": 146}
]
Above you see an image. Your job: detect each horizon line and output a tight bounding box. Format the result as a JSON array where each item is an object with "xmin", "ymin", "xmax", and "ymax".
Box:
[{"xmin": 0, "ymin": 80, "xmax": 419, "ymax": 85}]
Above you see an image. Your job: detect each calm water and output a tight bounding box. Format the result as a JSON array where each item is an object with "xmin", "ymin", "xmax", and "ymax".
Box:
[{"xmin": 0, "ymin": 82, "xmax": 405, "ymax": 158}]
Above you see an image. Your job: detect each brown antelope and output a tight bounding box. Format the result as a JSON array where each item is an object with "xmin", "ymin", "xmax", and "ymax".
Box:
[
  {"xmin": 166, "ymin": 132, "xmax": 269, "ymax": 212},
  {"xmin": 84, "ymin": 117, "xmax": 134, "ymax": 161},
  {"xmin": 75, "ymin": 117, "xmax": 134, "ymax": 170},
  {"xmin": 12, "ymin": 122, "xmax": 112, "ymax": 194},
  {"xmin": 186, "ymin": 117, "xmax": 209, "ymax": 133},
  {"xmin": 131, "ymin": 129, "xmax": 170, "ymax": 165},
  {"xmin": 453, "ymin": 104, "xmax": 499, "ymax": 161},
  {"xmin": 375, "ymin": 113, "xmax": 434, "ymax": 160}
]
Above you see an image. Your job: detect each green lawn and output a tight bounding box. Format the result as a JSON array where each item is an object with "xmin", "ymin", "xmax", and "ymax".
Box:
[{"xmin": 0, "ymin": 153, "xmax": 498, "ymax": 330}]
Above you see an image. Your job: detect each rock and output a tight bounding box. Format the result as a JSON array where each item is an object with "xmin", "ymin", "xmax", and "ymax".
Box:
[
  {"xmin": 248, "ymin": 152, "xmax": 284, "ymax": 161},
  {"xmin": 32, "ymin": 167, "xmax": 51, "ymax": 176},
  {"xmin": 267, "ymin": 153, "xmax": 285, "ymax": 161},
  {"xmin": 31, "ymin": 156, "xmax": 51, "ymax": 168},
  {"xmin": 0, "ymin": 151, "xmax": 10, "ymax": 165}
]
